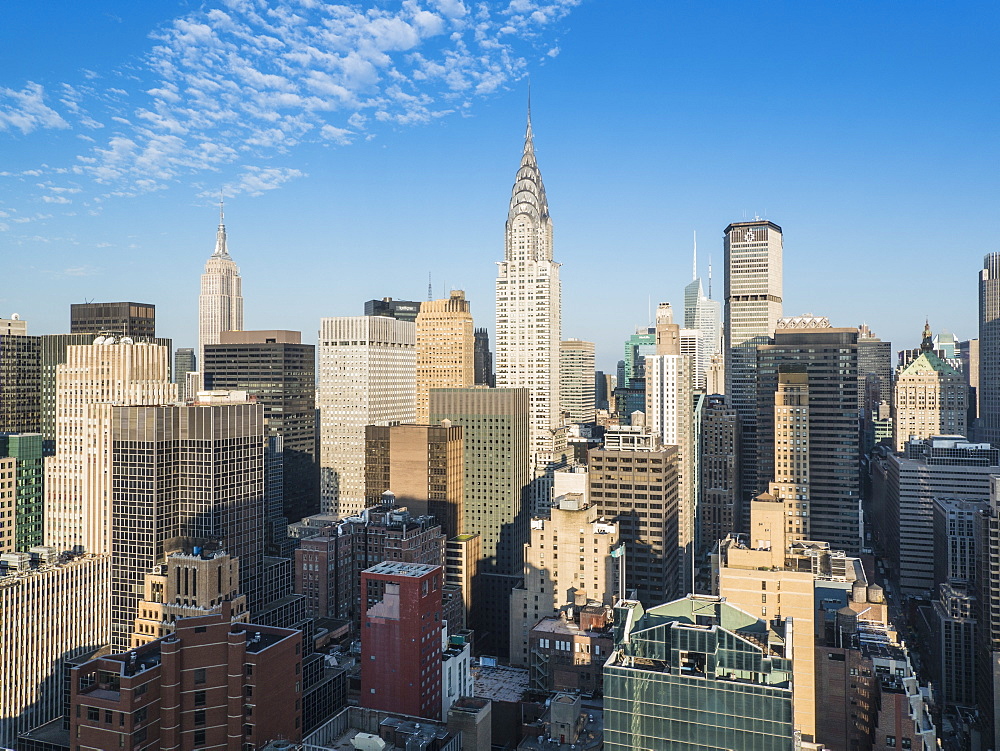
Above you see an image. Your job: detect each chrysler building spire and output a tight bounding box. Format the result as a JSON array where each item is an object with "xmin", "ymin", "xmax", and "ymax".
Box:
[{"xmin": 496, "ymin": 96, "xmax": 564, "ymax": 515}]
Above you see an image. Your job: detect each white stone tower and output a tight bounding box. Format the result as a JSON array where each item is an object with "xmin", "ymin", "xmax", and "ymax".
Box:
[
  {"xmin": 495, "ymin": 101, "xmax": 563, "ymax": 512},
  {"xmin": 198, "ymin": 199, "xmax": 243, "ymax": 365}
]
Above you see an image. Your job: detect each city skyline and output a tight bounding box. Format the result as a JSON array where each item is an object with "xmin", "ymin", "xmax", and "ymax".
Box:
[{"xmin": 1, "ymin": 1, "xmax": 997, "ymax": 370}]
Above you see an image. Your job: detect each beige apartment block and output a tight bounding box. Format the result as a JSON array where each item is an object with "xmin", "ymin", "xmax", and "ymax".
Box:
[
  {"xmin": 715, "ymin": 495, "xmax": 870, "ymax": 745},
  {"xmin": 0, "ymin": 552, "xmax": 110, "ymax": 748},
  {"xmin": 446, "ymin": 533, "xmax": 481, "ymax": 625},
  {"xmin": 131, "ymin": 549, "xmax": 248, "ymax": 647},
  {"xmin": 509, "ymin": 495, "xmax": 618, "ymax": 666},
  {"xmin": 44, "ymin": 340, "xmax": 176, "ymax": 555},
  {"xmin": 771, "ymin": 368, "xmax": 812, "ymax": 538},
  {"xmin": 415, "ymin": 291, "xmax": 474, "ymax": 424}
]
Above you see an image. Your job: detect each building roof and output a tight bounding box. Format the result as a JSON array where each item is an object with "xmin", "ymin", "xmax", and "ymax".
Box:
[{"xmin": 364, "ymin": 561, "xmax": 439, "ymax": 577}]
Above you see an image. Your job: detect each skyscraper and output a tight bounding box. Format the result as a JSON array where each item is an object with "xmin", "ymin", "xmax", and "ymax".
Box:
[
  {"xmin": 559, "ymin": 338, "xmax": 596, "ymax": 423},
  {"xmin": 108, "ymin": 394, "xmax": 265, "ymax": 649},
  {"xmin": 0, "ymin": 433, "xmax": 43, "ymax": 551},
  {"xmin": 0, "ymin": 316, "xmax": 40, "ymax": 434},
  {"xmin": 756, "ymin": 320, "xmax": 860, "ymax": 553},
  {"xmin": 44, "ymin": 340, "xmax": 176, "ymax": 555},
  {"xmin": 684, "ymin": 233, "xmax": 722, "ymax": 387},
  {"xmin": 415, "ymin": 290, "xmax": 474, "ymax": 424},
  {"xmin": 318, "ymin": 316, "xmax": 416, "ymax": 516},
  {"xmin": 173, "ymin": 346, "xmax": 196, "ymax": 400},
  {"xmin": 198, "ymin": 201, "xmax": 243, "ymax": 365},
  {"xmin": 203, "ymin": 330, "xmax": 318, "ymax": 533},
  {"xmin": 473, "ymin": 327, "xmax": 494, "ymax": 386},
  {"xmin": 894, "ymin": 323, "xmax": 967, "ymax": 450},
  {"xmin": 495, "ymin": 105, "xmax": 564, "ymax": 509},
  {"xmin": 724, "ymin": 220, "xmax": 783, "ymax": 524},
  {"xmin": 979, "ymin": 253, "xmax": 1000, "ymax": 445}
]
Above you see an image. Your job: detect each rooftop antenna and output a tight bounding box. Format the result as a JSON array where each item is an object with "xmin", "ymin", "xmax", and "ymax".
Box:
[
  {"xmin": 648, "ymin": 295, "xmax": 652, "ymax": 328},
  {"xmin": 692, "ymin": 230, "xmax": 697, "ymax": 281},
  {"xmin": 708, "ymin": 255, "xmax": 713, "ymax": 299},
  {"xmin": 428, "ymin": 273, "xmax": 433, "ymax": 302},
  {"xmin": 219, "ymin": 191, "xmax": 225, "ymax": 224}
]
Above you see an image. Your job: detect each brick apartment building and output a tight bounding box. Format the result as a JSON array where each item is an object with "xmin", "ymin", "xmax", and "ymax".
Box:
[{"xmin": 70, "ymin": 606, "xmax": 302, "ymax": 750}]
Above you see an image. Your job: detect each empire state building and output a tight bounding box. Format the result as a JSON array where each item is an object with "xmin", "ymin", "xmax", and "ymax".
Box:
[
  {"xmin": 198, "ymin": 201, "xmax": 243, "ymax": 364},
  {"xmin": 495, "ymin": 106, "xmax": 564, "ymax": 511}
]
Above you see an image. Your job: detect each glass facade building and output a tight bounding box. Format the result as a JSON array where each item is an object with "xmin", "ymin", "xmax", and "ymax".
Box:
[{"xmin": 604, "ymin": 596, "xmax": 794, "ymax": 751}]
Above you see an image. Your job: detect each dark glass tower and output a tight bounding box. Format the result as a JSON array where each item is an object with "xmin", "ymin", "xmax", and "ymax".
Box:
[
  {"xmin": 202, "ymin": 330, "xmax": 318, "ymax": 547},
  {"xmin": 70, "ymin": 301, "xmax": 156, "ymax": 339}
]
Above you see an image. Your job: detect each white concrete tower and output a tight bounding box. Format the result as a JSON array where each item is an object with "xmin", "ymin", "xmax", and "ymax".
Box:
[
  {"xmin": 495, "ymin": 102, "xmax": 563, "ymax": 510},
  {"xmin": 198, "ymin": 199, "xmax": 243, "ymax": 364}
]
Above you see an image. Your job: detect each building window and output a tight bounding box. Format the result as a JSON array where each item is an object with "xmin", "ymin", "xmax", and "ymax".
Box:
[
  {"xmin": 194, "ymin": 729, "xmax": 206, "ymax": 745},
  {"xmin": 194, "ymin": 668, "xmax": 206, "ymax": 685},
  {"xmin": 194, "ymin": 690, "xmax": 206, "ymax": 707},
  {"xmin": 87, "ymin": 707, "xmax": 99, "ymax": 722},
  {"xmin": 194, "ymin": 710, "xmax": 206, "ymax": 726}
]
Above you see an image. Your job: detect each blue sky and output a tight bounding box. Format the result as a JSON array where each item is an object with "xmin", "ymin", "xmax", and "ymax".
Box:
[{"xmin": 1, "ymin": 0, "xmax": 998, "ymax": 370}]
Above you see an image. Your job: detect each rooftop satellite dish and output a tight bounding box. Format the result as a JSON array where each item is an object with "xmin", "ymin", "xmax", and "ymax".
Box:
[
  {"xmin": 121, "ymin": 337, "xmax": 134, "ymax": 345},
  {"xmin": 104, "ymin": 336, "xmax": 116, "ymax": 345},
  {"xmin": 10, "ymin": 313, "xmax": 19, "ymax": 320},
  {"xmin": 92, "ymin": 336, "xmax": 106, "ymax": 345}
]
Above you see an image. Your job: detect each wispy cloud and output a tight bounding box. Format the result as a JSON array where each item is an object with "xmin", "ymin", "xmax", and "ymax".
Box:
[{"xmin": 0, "ymin": 0, "xmax": 578, "ymax": 209}]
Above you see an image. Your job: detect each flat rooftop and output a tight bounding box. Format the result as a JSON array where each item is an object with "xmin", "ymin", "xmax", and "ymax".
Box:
[
  {"xmin": 365, "ymin": 561, "xmax": 439, "ymax": 577},
  {"xmin": 472, "ymin": 664, "xmax": 529, "ymax": 703}
]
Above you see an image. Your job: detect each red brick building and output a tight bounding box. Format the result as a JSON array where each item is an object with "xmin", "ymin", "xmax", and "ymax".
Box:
[
  {"xmin": 70, "ymin": 606, "xmax": 302, "ymax": 750},
  {"xmin": 361, "ymin": 562, "xmax": 443, "ymax": 720}
]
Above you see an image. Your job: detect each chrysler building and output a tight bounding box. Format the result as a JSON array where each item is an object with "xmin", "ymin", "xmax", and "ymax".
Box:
[
  {"xmin": 495, "ymin": 105, "xmax": 565, "ymax": 511},
  {"xmin": 198, "ymin": 200, "xmax": 243, "ymax": 364}
]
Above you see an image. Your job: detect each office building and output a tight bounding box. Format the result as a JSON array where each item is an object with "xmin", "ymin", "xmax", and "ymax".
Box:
[
  {"xmin": 724, "ymin": 219, "xmax": 783, "ymax": 526},
  {"xmin": 430, "ymin": 387, "xmax": 530, "ymax": 655},
  {"xmin": 415, "ymin": 291, "xmax": 475, "ymax": 423},
  {"xmin": 0, "ymin": 316, "xmax": 40, "ymax": 435},
  {"xmin": 604, "ymin": 595, "xmax": 794, "ymax": 751},
  {"xmin": 976, "ymin": 476, "xmax": 1000, "ymax": 747},
  {"xmin": 364, "ymin": 297, "xmax": 421, "ymax": 322},
  {"xmin": 203, "ymin": 330, "xmax": 318, "ymax": 531},
  {"xmin": 494, "ymin": 107, "xmax": 563, "ymax": 509},
  {"xmin": 756, "ymin": 320, "xmax": 860, "ymax": 553},
  {"xmin": 318, "ymin": 315, "xmax": 416, "ymax": 516},
  {"xmin": 0, "ymin": 432, "xmax": 43, "ymax": 552},
  {"xmin": 364, "ymin": 423, "xmax": 464, "ymax": 540},
  {"xmin": 173, "ymin": 346, "xmax": 196, "ymax": 400},
  {"xmin": 130, "ymin": 548, "xmax": 249, "ymax": 647},
  {"xmin": 474, "ymin": 327, "xmax": 493, "ymax": 386},
  {"xmin": 931, "ymin": 497, "xmax": 986, "ymax": 707},
  {"xmin": 509, "ymin": 495, "xmax": 618, "ymax": 666},
  {"xmin": 699, "ymin": 395, "xmax": 740, "ymax": 557},
  {"xmin": 445, "ymin": 533, "xmax": 480, "ymax": 627},
  {"xmin": 70, "ymin": 608, "xmax": 302, "ymax": 751},
  {"xmin": 429, "ymin": 388, "xmax": 529, "ymax": 576},
  {"xmin": 108, "ymin": 394, "xmax": 264, "ymax": 649},
  {"xmin": 645, "ymin": 302, "xmax": 696, "ymax": 593},
  {"xmin": 44, "ymin": 340, "xmax": 176, "ymax": 556},
  {"xmin": 588, "ymin": 427, "xmax": 679, "ymax": 604},
  {"xmin": 0, "ymin": 552, "xmax": 109, "ymax": 749},
  {"xmin": 715, "ymin": 494, "xmax": 871, "ymax": 742},
  {"xmin": 361, "ymin": 562, "xmax": 444, "ymax": 720},
  {"xmin": 39, "ymin": 332, "xmax": 172, "ymax": 454},
  {"xmin": 198, "ymin": 202, "xmax": 243, "ymax": 364},
  {"xmin": 894, "ymin": 323, "xmax": 967, "ymax": 450},
  {"xmin": 559, "ymin": 339, "xmax": 596, "ymax": 424},
  {"xmin": 69, "ymin": 301, "xmax": 155, "ymax": 339},
  {"xmin": 872, "ymin": 435, "xmax": 999, "ymax": 595},
  {"xmin": 527, "ymin": 607, "xmax": 614, "ymax": 695},
  {"xmin": 768, "ymin": 367, "xmax": 812, "ymax": 538},
  {"xmin": 683, "ymin": 246, "xmax": 722, "ymax": 385},
  {"xmin": 858, "ymin": 325, "xmax": 893, "ymax": 416}
]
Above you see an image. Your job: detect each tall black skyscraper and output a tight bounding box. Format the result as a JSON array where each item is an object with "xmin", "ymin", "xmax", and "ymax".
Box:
[
  {"xmin": 474, "ymin": 327, "xmax": 494, "ymax": 386},
  {"xmin": 363, "ymin": 297, "xmax": 421, "ymax": 322},
  {"xmin": 0, "ymin": 317, "xmax": 40, "ymax": 434},
  {"xmin": 980, "ymin": 253, "xmax": 1000, "ymax": 445},
  {"xmin": 202, "ymin": 330, "xmax": 318, "ymax": 547}
]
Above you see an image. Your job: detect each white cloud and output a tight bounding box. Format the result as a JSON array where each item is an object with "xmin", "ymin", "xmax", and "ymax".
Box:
[
  {"xmin": 2, "ymin": 0, "xmax": 579, "ymax": 203},
  {"xmin": 0, "ymin": 83, "xmax": 70, "ymax": 134}
]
